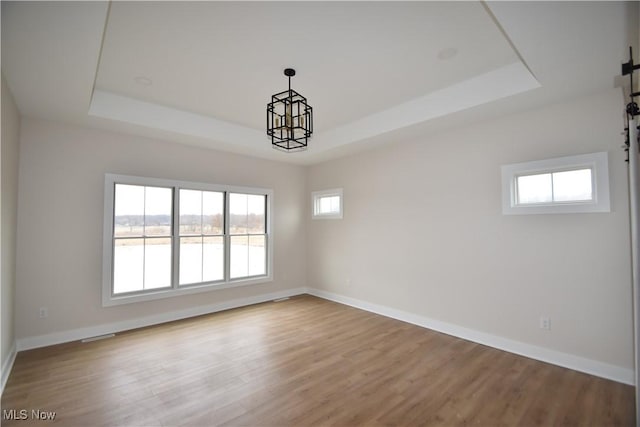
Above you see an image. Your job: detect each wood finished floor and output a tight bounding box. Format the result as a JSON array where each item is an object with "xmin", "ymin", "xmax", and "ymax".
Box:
[{"xmin": 1, "ymin": 295, "xmax": 634, "ymax": 426}]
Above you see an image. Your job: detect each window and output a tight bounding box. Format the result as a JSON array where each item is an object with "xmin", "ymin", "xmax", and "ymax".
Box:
[
  {"xmin": 501, "ymin": 151, "xmax": 610, "ymax": 215},
  {"xmin": 103, "ymin": 174, "xmax": 272, "ymax": 306},
  {"xmin": 516, "ymin": 168, "xmax": 593, "ymax": 205},
  {"xmin": 312, "ymin": 188, "xmax": 343, "ymax": 219},
  {"xmin": 229, "ymin": 193, "xmax": 267, "ymax": 278},
  {"xmin": 179, "ymin": 189, "xmax": 224, "ymax": 285},
  {"xmin": 112, "ymin": 184, "xmax": 173, "ymax": 294}
]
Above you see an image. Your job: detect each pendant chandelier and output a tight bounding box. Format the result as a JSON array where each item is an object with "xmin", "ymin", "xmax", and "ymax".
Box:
[{"xmin": 266, "ymin": 68, "xmax": 313, "ymax": 151}]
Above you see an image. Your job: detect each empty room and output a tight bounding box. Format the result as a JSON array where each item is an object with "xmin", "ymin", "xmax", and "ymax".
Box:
[{"xmin": 2, "ymin": 1, "xmax": 640, "ymax": 425}]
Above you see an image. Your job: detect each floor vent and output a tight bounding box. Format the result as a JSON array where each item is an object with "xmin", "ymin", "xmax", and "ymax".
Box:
[
  {"xmin": 273, "ymin": 297, "xmax": 290, "ymax": 302},
  {"xmin": 81, "ymin": 334, "xmax": 115, "ymax": 343}
]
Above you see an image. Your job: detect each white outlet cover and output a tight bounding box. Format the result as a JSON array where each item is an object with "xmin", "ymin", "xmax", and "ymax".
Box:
[{"xmin": 539, "ymin": 316, "xmax": 550, "ymax": 330}]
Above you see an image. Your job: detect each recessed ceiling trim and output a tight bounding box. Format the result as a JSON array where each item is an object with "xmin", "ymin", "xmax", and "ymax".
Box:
[
  {"xmin": 88, "ymin": 1, "xmax": 112, "ymax": 111},
  {"xmin": 2, "ymin": 1, "xmax": 628, "ymax": 164},
  {"xmin": 314, "ymin": 62, "xmax": 540, "ymax": 151},
  {"xmin": 88, "ymin": 90, "xmax": 264, "ymax": 147},
  {"xmin": 89, "ymin": 61, "xmax": 539, "ymax": 155}
]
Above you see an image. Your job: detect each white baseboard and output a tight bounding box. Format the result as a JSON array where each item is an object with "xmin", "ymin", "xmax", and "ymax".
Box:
[
  {"xmin": 16, "ymin": 287, "xmax": 307, "ymax": 351},
  {"xmin": 307, "ymin": 288, "xmax": 635, "ymax": 386},
  {"xmin": 1, "ymin": 341, "xmax": 17, "ymax": 396},
  {"xmin": 13, "ymin": 286, "xmax": 634, "ymax": 386}
]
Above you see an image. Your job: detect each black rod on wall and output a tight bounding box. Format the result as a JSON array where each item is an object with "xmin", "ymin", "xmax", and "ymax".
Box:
[
  {"xmin": 621, "ymin": 46, "xmax": 640, "ymax": 427},
  {"xmin": 623, "ymin": 47, "xmax": 640, "ymax": 162}
]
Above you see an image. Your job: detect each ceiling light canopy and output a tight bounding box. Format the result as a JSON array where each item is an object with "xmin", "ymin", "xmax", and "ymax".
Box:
[{"xmin": 267, "ymin": 68, "xmax": 313, "ymax": 151}]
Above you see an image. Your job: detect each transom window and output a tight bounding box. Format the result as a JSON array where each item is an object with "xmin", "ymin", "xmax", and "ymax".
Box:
[
  {"xmin": 501, "ymin": 151, "xmax": 610, "ymax": 215},
  {"xmin": 103, "ymin": 174, "xmax": 272, "ymax": 306},
  {"xmin": 312, "ymin": 188, "xmax": 343, "ymax": 219},
  {"xmin": 515, "ymin": 168, "xmax": 593, "ymax": 205}
]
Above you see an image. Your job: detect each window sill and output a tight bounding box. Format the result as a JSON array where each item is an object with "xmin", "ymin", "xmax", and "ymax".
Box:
[
  {"xmin": 102, "ymin": 275, "xmax": 272, "ymax": 307},
  {"xmin": 503, "ymin": 202, "xmax": 609, "ymax": 215},
  {"xmin": 312, "ymin": 213, "xmax": 343, "ymax": 220}
]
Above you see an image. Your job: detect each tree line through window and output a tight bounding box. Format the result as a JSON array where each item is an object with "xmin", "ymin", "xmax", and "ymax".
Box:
[{"xmin": 111, "ymin": 183, "xmax": 268, "ymax": 296}]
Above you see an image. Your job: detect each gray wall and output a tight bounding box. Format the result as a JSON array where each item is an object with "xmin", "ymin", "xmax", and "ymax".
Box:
[
  {"xmin": 1, "ymin": 73, "xmax": 20, "ymax": 376},
  {"xmin": 307, "ymin": 88, "xmax": 633, "ymax": 372},
  {"xmin": 14, "ymin": 118, "xmax": 307, "ymax": 340}
]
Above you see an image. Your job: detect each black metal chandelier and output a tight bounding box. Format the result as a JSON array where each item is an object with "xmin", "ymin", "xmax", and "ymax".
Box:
[{"xmin": 267, "ymin": 68, "xmax": 313, "ymax": 151}]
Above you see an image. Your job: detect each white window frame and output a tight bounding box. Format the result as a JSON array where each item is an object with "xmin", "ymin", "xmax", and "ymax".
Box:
[
  {"xmin": 102, "ymin": 173, "xmax": 273, "ymax": 307},
  {"xmin": 501, "ymin": 151, "xmax": 610, "ymax": 215},
  {"xmin": 312, "ymin": 188, "xmax": 343, "ymax": 219}
]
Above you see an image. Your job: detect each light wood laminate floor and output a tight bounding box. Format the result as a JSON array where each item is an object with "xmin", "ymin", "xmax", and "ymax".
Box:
[{"xmin": 1, "ymin": 295, "xmax": 634, "ymax": 426}]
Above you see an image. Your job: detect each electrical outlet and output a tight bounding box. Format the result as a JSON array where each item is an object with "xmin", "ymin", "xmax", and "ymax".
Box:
[
  {"xmin": 539, "ymin": 316, "xmax": 550, "ymax": 330},
  {"xmin": 39, "ymin": 307, "xmax": 48, "ymax": 319},
  {"xmin": 346, "ymin": 278, "xmax": 351, "ymax": 286}
]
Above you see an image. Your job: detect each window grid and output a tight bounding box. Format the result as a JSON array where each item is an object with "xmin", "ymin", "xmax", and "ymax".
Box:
[
  {"xmin": 312, "ymin": 188, "xmax": 343, "ymax": 219},
  {"xmin": 112, "ymin": 184, "xmax": 174, "ymax": 295},
  {"xmin": 515, "ymin": 167, "xmax": 594, "ymax": 206},
  {"xmin": 103, "ymin": 174, "xmax": 273, "ymax": 306},
  {"xmin": 178, "ymin": 189, "xmax": 225, "ymax": 287},
  {"xmin": 228, "ymin": 193, "xmax": 268, "ymax": 280},
  {"xmin": 501, "ymin": 151, "xmax": 609, "ymax": 215}
]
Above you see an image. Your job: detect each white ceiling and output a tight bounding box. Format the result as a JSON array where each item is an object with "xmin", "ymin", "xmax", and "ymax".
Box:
[
  {"xmin": 97, "ymin": 1, "xmax": 519, "ymax": 130},
  {"xmin": 1, "ymin": 1, "xmax": 636, "ymax": 165}
]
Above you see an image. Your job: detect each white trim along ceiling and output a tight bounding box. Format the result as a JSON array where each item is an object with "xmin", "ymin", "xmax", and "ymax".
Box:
[{"xmin": 1, "ymin": 1, "xmax": 632, "ymax": 164}]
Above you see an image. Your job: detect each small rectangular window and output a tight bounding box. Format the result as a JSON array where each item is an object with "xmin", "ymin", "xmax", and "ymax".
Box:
[
  {"xmin": 501, "ymin": 152, "xmax": 609, "ymax": 215},
  {"xmin": 312, "ymin": 188, "xmax": 343, "ymax": 219},
  {"xmin": 552, "ymin": 169, "xmax": 593, "ymax": 202},
  {"xmin": 515, "ymin": 168, "xmax": 593, "ymax": 205}
]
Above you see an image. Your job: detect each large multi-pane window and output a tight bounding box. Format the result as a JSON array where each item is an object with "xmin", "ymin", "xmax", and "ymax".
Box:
[{"xmin": 103, "ymin": 174, "xmax": 272, "ymax": 306}]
